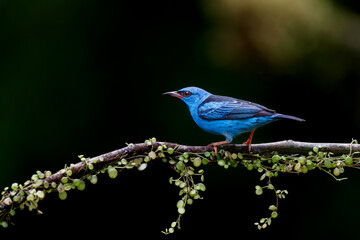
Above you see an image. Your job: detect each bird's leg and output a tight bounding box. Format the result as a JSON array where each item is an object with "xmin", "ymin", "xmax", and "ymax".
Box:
[
  {"xmin": 208, "ymin": 140, "xmax": 231, "ymax": 155},
  {"xmin": 243, "ymin": 129, "xmax": 255, "ymax": 152}
]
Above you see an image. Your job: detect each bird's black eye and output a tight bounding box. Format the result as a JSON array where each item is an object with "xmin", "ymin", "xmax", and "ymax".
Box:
[{"xmin": 184, "ymin": 91, "xmax": 191, "ymax": 97}]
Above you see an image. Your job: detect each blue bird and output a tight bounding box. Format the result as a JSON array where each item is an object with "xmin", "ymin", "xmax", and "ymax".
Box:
[{"xmin": 163, "ymin": 86, "xmax": 305, "ymax": 153}]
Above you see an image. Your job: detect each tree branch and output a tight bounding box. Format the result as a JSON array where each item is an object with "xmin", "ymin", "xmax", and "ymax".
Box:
[
  {"xmin": 227, "ymin": 140, "xmax": 360, "ymax": 154},
  {"xmin": 42, "ymin": 140, "xmax": 360, "ymax": 184},
  {"xmin": 1, "ymin": 139, "xmax": 359, "ymax": 229}
]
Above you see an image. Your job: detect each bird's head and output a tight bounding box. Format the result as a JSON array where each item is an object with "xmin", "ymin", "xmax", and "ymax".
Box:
[{"xmin": 163, "ymin": 86, "xmax": 211, "ymax": 108}]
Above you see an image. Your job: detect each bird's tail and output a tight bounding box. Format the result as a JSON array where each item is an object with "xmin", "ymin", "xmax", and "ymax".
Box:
[{"xmin": 274, "ymin": 114, "xmax": 305, "ymax": 122}]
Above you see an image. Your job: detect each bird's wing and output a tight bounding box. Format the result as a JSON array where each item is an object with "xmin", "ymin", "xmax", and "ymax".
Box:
[{"xmin": 198, "ymin": 95, "xmax": 276, "ymax": 120}]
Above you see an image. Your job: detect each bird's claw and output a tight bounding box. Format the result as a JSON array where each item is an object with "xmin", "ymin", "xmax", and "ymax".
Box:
[
  {"xmin": 243, "ymin": 143, "xmax": 252, "ymax": 152},
  {"xmin": 208, "ymin": 140, "xmax": 230, "ymax": 155},
  {"xmin": 207, "ymin": 143, "xmax": 218, "ymax": 155},
  {"xmin": 243, "ymin": 129, "xmax": 255, "ymax": 152}
]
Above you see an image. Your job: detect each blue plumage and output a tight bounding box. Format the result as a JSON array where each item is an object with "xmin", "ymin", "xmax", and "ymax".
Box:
[{"xmin": 164, "ymin": 86, "xmax": 304, "ymax": 152}]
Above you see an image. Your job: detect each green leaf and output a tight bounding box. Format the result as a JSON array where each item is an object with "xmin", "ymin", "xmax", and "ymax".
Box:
[
  {"xmin": 345, "ymin": 156, "xmax": 353, "ymax": 165},
  {"xmin": 108, "ymin": 167, "xmax": 118, "ymax": 178},
  {"xmin": 59, "ymin": 191, "xmax": 67, "ymax": 200},
  {"xmin": 167, "ymin": 148, "xmax": 174, "ymax": 154}
]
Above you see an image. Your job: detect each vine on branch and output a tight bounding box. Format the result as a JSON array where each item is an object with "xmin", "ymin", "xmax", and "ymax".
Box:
[{"xmin": 1, "ymin": 138, "xmax": 360, "ymax": 233}]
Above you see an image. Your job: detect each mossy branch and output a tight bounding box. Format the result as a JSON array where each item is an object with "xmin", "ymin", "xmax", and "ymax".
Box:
[{"xmin": 1, "ymin": 139, "xmax": 360, "ymax": 231}]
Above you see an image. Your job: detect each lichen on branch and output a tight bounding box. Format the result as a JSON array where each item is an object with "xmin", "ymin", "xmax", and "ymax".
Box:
[{"xmin": 1, "ymin": 138, "xmax": 360, "ymax": 232}]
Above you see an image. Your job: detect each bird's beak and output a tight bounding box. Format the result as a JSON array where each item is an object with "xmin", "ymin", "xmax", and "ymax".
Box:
[{"xmin": 163, "ymin": 91, "xmax": 183, "ymax": 99}]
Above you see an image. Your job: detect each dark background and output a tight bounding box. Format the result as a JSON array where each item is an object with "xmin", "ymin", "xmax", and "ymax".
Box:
[{"xmin": 1, "ymin": 0, "xmax": 360, "ymax": 239}]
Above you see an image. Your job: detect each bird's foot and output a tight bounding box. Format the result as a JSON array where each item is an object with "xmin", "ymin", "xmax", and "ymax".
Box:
[
  {"xmin": 243, "ymin": 138, "xmax": 252, "ymax": 152},
  {"xmin": 243, "ymin": 142, "xmax": 252, "ymax": 152},
  {"xmin": 243, "ymin": 129, "xmax": 255, "ymax": 152},
  {"xmin": 208, "ymin": 140, "xmax": 230, "ymax": 155}
]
